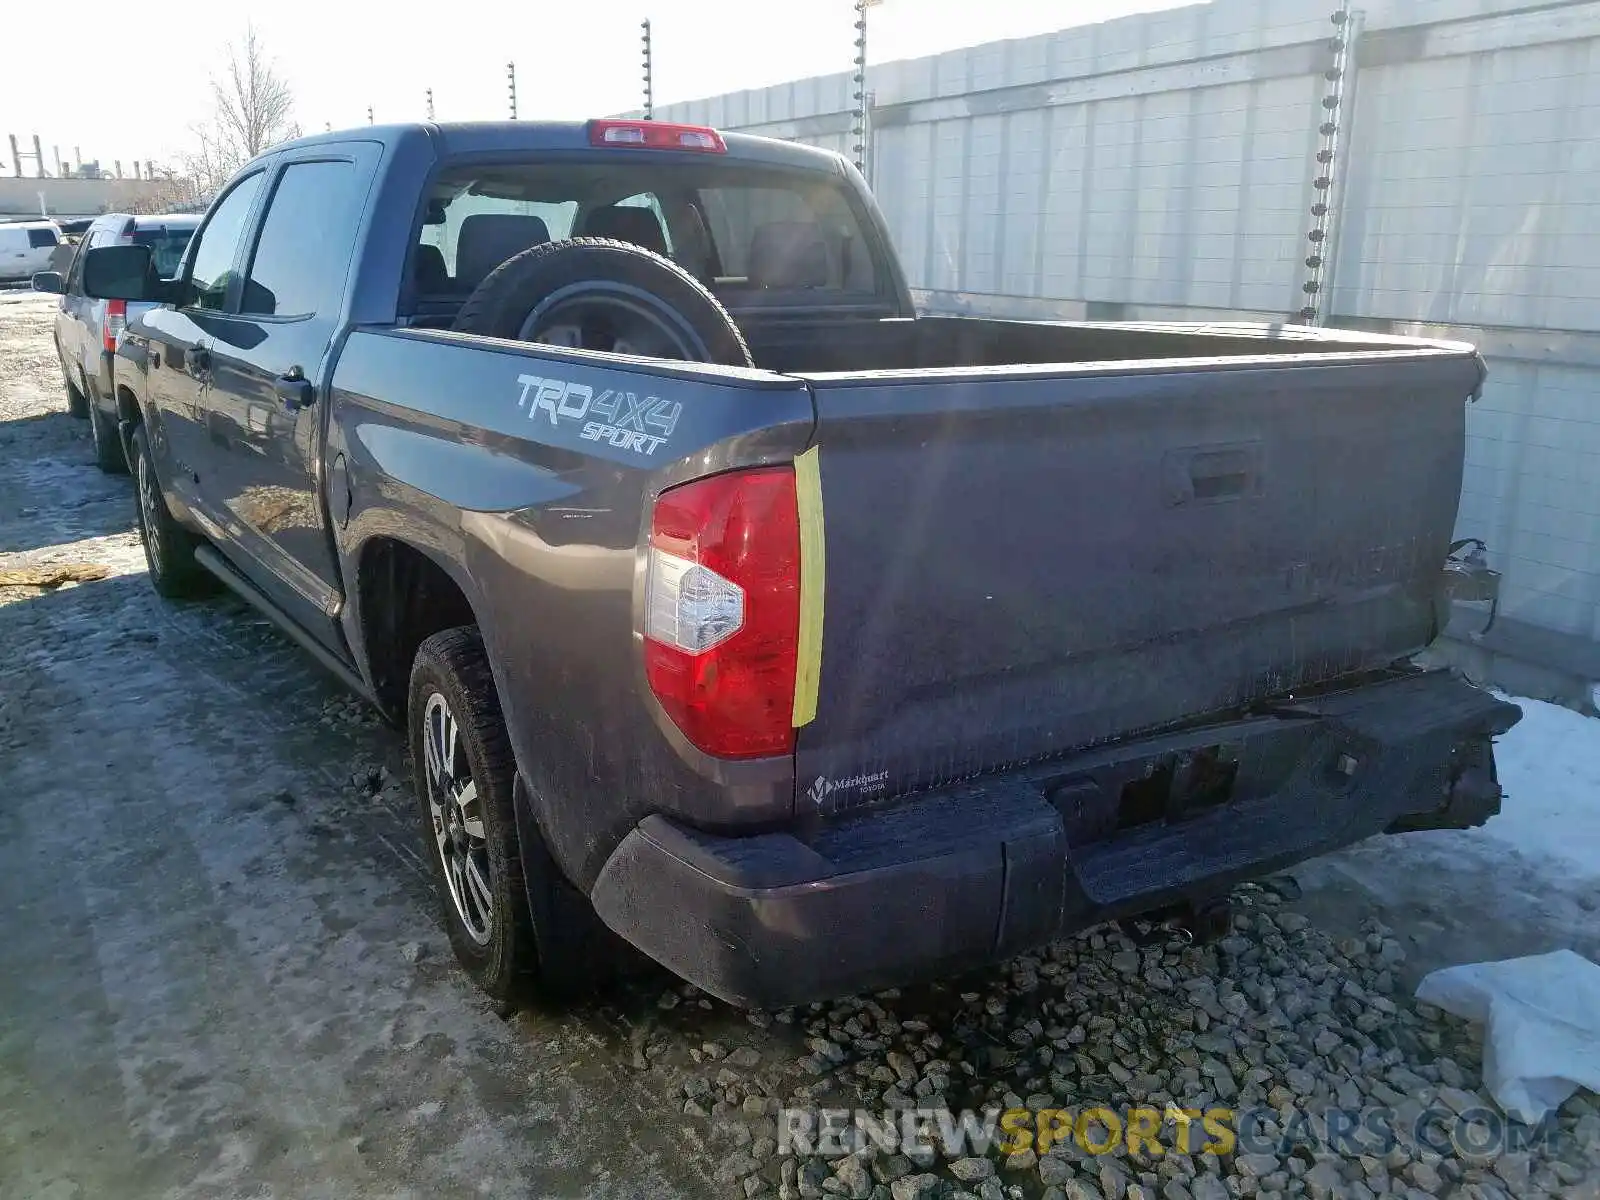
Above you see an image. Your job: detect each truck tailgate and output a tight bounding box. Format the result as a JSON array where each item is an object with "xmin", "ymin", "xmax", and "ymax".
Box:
[{"xmin": 795, "ymin": 350, "xmax": 1482, "ymax": 813}]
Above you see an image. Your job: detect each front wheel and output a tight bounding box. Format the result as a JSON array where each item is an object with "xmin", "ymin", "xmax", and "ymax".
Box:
[{"xmin": 409, "ymin": 628, "xmax": 539, "ymax": 1007}]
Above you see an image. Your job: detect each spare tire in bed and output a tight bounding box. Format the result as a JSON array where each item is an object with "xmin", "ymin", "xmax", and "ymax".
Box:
[{"xmin": 451, "ymin": 237, "xmax": 752, "ymax": 368}]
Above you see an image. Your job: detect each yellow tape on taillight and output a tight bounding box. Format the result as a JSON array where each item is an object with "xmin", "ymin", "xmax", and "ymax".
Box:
[{"xmin": 791, "ymin": 445, "xmax": 825, "ymax": 728}]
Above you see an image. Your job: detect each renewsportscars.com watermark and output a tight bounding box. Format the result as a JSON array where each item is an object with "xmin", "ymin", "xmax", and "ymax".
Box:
[{"xmin": 778, "ymin": 1104, "xmax": 1565, "ymax": 1160}]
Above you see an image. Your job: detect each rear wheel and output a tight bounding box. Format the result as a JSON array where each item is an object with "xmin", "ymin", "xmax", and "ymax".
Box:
[
  {"xmin": 408, "ymin": 627, "xmax": 614, "ymax": 1009},
  {"xmin": 409, "ymin": 628, "xmax": 538, "ymax": 1008},
  {"xmin": 130, "ymin": 424, "xmax": 211, "ymax": 598}
]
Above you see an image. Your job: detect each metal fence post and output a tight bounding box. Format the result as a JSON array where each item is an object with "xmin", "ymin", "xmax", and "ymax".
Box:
[{"xmin": 1299, "ymin": 2, "xmax": 1359, "ymax": 325}]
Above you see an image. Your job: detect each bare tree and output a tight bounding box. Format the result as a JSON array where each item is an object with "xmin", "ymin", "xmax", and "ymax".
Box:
[{"xmin": 185, "ymin": 26, "xmax": 301, "ymax": 195}]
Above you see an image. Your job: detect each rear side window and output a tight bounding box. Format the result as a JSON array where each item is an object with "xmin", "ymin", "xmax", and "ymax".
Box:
[
  {"xmin": 27, "ymin": 228, "xmax": 58, "ymax": 249},
  {"xmin": 187, "ymin": 173, "xmax": 265, "ymax": 310},
  {"xmin": 131, "ymin": 226, "xmax": 195, "ymax": 279},
  {"xmin": 242, "ymin": 160, "xmax": 364, "ymax": 318}
]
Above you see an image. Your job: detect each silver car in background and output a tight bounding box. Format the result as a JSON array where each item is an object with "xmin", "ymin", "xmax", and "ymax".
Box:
[{"xmin": 35, "ymin": 213, "xmax": 199, "ymax": 470}]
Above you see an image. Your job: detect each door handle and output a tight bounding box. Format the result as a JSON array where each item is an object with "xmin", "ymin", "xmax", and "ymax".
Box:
[
  {"xmin": 1162, "ymin": 441, "xmax": 1264, "ymax": 507},
  {"xmin": 274, "ymin": 370, "xmax": 315, "ymax": 411}
]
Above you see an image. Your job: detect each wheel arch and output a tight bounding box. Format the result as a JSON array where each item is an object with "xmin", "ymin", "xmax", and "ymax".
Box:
[
  {"xmin": 351, "ymin": 534, "xmax": 484, "ymax": 721},
  {"xmin": 113, "ymin": 380, "xmax": 148, "ymax": 464},
  {"xmin": 114, "ymin": 381, "xmax": 143, "ymax": 428}
]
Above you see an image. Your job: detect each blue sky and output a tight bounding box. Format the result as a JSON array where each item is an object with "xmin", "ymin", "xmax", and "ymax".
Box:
[{"xmin": 3, "ymin": 0, "xmax": 1191, "ymax": 172}]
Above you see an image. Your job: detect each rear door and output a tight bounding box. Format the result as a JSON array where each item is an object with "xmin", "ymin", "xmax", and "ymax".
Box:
[
  {"xmin": 202, "ymin": 147, "xmax": 376, "ymax": 650},
  {"xmin": 793, "ymin": 351, "xmax": 1483, "ymax": 813},
  {"xmin": 140, "ymin": 171, "xmax": 267, "ymax": 521}
]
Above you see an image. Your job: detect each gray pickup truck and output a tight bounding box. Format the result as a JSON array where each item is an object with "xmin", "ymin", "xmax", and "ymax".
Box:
[{"xmin": 81, "ymin": 118, "xmax": 1519, "ymax": 1010}]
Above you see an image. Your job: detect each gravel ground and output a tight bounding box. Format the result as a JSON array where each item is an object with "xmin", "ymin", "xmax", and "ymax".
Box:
[{"xmin": 1, "ymin": 289, "xmax": 1596, "ymax": 1200}]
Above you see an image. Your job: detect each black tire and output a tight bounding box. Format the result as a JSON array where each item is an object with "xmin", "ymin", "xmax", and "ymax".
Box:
[
  {"xmin": 63, "ymin": 371, "xmax": 89, "ymax": 419},
  {"xmin": 86, "ymin": 386, "xmax": 127, "ymax": 474},
  {"xmin": 409, "ymin": 627, "xmax": 540, "ymax": 1008},
  {"xmin": 452, "ymin": 237, "xmax": 752, "ymax": 368},
  {"xmin": 129, "ymin": 423, "xmax": 212, "ymax": 598}
]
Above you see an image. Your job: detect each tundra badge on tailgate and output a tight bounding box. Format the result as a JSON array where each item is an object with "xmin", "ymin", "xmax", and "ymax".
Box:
[{"xmin": 516, "ymin": 373, "xmax": 682, "ymax": 456}]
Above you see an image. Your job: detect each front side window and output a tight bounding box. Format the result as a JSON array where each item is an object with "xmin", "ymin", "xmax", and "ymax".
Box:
[
  {"xmin": 66, "ymin": 226, "xmax": 109, "ymax": 293},
  {"xmin": 186, "ymin": 172, "xmax": 265, "ymax": 311},
  {"xmin": 65, "ymin": 234, "xmax": 95, "ymax": 294},
  {"xmin": 242, "ymin": 161, "xmax": 365, "ymax": 318},
  {"xmin": 27, "ymin": 227, "xmax": 58, "ymax": 249}
]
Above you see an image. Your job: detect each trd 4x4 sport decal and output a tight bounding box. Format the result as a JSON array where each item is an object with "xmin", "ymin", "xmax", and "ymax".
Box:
[{"xmin": 516, "ymin": 373, "xmax": 682, "ymax": 457}]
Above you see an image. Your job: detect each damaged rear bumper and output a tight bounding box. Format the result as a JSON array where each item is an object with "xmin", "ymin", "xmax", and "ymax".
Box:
[{"xmin": 590, "ymin": 670, "xmax": 1521, "ymax": 1008}]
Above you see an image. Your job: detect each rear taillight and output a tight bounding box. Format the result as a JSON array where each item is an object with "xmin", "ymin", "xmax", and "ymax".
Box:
[
  {"xmin": 102, "ymin": 299, "xmax": 126, "ymax": 352},
  {"xmin": 588, "ymin": 119, "xmax": 727, "ymax": 153},
  {"xmin": 644, "ymin": 468, "xmax": 800, "ymax": 758}
]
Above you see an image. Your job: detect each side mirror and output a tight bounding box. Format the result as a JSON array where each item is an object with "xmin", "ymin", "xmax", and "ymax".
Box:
[
  {"xmin": 30, "ymin": 271, "xmax": 63, "ymax": 294},
  {"xmin": 83, "ymin": 244, "xmax": 172, "ymax": 303}
]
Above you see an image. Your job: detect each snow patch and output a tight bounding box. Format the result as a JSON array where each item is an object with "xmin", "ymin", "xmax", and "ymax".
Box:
[{"xmin": 1482, "ymin": 694, "xmax": 1600, "ymax": 881}]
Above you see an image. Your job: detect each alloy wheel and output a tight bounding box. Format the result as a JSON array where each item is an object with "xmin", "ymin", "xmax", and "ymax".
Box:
[
  {"xmin": 423, "ymin": 691, "xmax": 493, "ymax": 945},
  {"xmin": 136, "ymin": 448, "xmax": 164, "ymax": 568},
  {"xmin": 518, "ymin": 284, "xmax": 707, "ymax": 361}
]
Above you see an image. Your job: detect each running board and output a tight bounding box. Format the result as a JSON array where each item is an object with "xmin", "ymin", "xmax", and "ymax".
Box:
[{"xmin": 193, "ymin": 544, "xmax": 376, "ymax": 705}]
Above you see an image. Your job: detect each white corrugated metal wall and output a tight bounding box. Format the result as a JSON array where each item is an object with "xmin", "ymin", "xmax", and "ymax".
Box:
[{"xmin": 658, "ymin": 0, "xmax": 1600, "ymax": 699}]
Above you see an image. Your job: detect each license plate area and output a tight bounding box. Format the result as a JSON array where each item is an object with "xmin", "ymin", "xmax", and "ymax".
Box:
[{"xmin": 1022, "ymin": 718, "xmax": 1323, "ymax": 849}]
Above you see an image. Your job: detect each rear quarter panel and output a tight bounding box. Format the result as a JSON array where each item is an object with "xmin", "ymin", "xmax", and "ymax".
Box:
[{"xmin": 330, "ymin": 328, "xmax": 815, "ymax": 886}]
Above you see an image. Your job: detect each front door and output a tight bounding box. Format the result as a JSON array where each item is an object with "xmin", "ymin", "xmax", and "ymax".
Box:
[
  {"xmin": 202, "ymin": 150, "xmax": 375, "ymax": 651},
  {"xmin": 138, "ymin": 171, "xmax": 267, "ymax": 527}
]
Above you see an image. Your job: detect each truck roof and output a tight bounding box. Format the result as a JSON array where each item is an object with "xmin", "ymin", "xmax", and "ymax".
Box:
[{"xmin": 267, "ymin": 120, "xmax": 847, "ymax": 176}]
